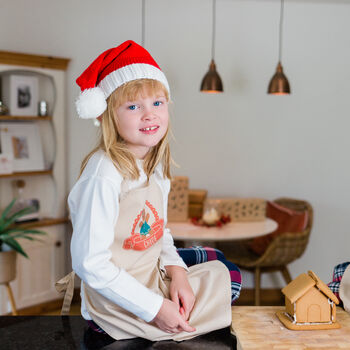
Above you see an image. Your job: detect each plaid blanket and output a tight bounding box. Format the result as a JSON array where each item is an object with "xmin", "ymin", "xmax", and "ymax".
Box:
[
  {"xmin": 328, "ymin": 261, "xmax": 350, "ymax": 304},
  {"xmin": 177, "ymin": 246, "xmax": 242, "ymax": 305}
]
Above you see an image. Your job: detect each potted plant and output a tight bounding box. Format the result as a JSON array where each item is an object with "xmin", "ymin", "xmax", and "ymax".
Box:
[{"xmin": 0, "ymin": 199, "xmax": 46, "ymax": 284}]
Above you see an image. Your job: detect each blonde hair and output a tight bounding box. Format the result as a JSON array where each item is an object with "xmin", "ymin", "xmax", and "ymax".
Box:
[{"xmin": 79, "ymin": 79, "xmax": 171, "ymax": 181}]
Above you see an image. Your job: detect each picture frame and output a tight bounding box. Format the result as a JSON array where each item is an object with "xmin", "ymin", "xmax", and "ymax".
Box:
[
  {"xmin": 1, "ymin": 75, "xmax": 39, "ymax": 116},
  {"xmin": 0, "ymin": 123, "xmax": 45, "ymax": 172}
]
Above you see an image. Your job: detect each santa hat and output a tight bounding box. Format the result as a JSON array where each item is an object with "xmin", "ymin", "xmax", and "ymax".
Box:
[{"xmin": 75, "ymin": 40, "xmax": 170, "ymax": 119}]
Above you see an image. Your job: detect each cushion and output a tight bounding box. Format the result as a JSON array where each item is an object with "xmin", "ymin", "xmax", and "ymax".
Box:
[{"xmin": 248, "ymin": 201, "xmax": 309, "ymax": 256}]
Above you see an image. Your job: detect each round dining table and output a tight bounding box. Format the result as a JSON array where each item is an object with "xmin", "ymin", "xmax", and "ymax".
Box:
[{"xmin": 167, "ymin": 218, "xmax": 278, "ymax": 247}]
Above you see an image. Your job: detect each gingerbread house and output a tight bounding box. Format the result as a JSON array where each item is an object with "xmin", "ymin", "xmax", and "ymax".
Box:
[{"xmin": 276, "ymin": 270, "xmax": 340, "ymax": 330}]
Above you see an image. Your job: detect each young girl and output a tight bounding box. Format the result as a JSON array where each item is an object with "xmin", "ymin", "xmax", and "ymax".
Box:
[{"xmin": 57, "ymin": 40, "xmax": 241, "ymax": 341}]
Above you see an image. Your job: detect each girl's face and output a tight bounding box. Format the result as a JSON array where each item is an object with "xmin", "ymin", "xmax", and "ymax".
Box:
[{"xmin": 115, "ymin": 92, "xmax": 169, "ymax": 159}]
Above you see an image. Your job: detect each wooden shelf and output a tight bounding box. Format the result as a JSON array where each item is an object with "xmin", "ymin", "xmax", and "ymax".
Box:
[
  {"xmin": 0, "ymin": 51, "xmax": 70, "ymax": 71},
  {"xmin": 14, "ymin": 217, "xmax": 70, "ymax": 229},
  {"xmin": 0, "ymin": 170, "xmax": 52, "ymax": 178},
  {"xmin": 0, "ymin": 115, "xmax": 52, "ymax": 121}
]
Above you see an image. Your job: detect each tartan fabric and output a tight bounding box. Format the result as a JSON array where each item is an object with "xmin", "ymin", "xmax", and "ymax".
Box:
[
  {"xmin": 87, "ymin": 320, "xmax": 107, "ymax": 334},
  {"xmin": 177, "ymin": 246, "xmax": 242, "ymax": 305},
  {"xmin": 328, "ymin": 261, "xmax": 350, "ymax": 301}
]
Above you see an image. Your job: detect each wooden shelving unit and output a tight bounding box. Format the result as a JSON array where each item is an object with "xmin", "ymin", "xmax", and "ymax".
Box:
[{"xmin": 0, "ymin": 50, "xmax": 71, "ymax": 314}]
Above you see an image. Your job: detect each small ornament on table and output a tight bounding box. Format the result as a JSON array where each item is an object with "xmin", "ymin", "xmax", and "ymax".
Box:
[
  {"xmin": 203, "ymin": 207, "xmax": 219, "ymax": 225},
  {"xmin": 191, "ymin": 207, "xmax": 231, "ymax": 227}
]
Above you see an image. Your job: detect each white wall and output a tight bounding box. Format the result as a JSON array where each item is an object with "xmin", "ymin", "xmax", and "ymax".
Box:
[{"xmin": 1, "ymin": 0, "xmax": 349, "ymax": 288}]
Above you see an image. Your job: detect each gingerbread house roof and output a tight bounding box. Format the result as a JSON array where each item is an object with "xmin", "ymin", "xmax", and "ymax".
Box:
[{"xmin": 282, "ymin": 270, "xmax": 339, "ymax": 304}]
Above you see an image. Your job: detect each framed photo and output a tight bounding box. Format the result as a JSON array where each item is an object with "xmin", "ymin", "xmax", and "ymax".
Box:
[
  {"xmin": 2, "ymin": 75, "xmax": 39, "ymax": 116},
  {"xmin": 0, "ymin": 123, "xmax": 45, "ymax": 172}
]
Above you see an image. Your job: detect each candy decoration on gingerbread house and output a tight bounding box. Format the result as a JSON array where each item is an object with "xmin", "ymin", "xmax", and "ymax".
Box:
[{"xmin": 277, "ymin": 270, "xmax": 340, "ymax": 330}]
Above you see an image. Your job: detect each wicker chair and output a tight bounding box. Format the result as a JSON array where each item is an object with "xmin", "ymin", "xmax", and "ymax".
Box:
[{"xmin": 216, "ymin": 198, "xmax": 313, "ymax": 306}]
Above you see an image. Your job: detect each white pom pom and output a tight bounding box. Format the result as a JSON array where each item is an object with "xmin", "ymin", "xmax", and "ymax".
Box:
[{"xmin": 75, "ymin": 87, "xmax": 107, "ymax": 119}]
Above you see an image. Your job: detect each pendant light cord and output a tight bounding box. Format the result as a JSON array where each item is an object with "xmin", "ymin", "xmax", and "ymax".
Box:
[
  {"xmin": 278, "ymin": 0, "xmax": 284, "ymax": 62},
  {"xmin": 141, "ymin": 0, "xmax": 145, "ymax": 46},
  {"xmin": 212, "ymin": 0, "xmax": 216, "ymax": 60}
]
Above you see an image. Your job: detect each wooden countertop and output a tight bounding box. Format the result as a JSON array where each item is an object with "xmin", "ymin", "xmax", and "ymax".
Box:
[{"xmin": 231, "ymin": 306, "xmax": 350, "ymax": 350}]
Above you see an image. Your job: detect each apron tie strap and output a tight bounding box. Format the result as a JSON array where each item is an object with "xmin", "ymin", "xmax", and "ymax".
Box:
[{"xmin": 55, "ymin": 271, "xmax": 76, "ymax": 315}]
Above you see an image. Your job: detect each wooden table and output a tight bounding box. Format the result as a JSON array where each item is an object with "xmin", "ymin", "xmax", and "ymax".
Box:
[
  {"xmin": 231, "ymin": 306, "xmax": 350, "ymax": 350},
  {"xmin": 168, "ymin": 219, "xmax": 277, "ymax": 247}
]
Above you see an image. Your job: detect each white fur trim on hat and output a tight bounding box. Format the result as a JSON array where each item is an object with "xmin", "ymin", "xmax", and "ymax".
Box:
[
  {"xmin": 98, "ymin": 63, "xmax": 170, "ymax": 99},
  {"xmin": 76, "ymin": 87, "xmax": 107, "ymax": 119}
]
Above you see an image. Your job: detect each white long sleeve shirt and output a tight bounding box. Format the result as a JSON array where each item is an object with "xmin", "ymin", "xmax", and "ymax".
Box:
[{"xmin": 69, "ymin": 150, "xmax": 188, "ymax": 322}]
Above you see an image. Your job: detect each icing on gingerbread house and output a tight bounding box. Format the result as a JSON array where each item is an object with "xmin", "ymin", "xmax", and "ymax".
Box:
[{"xmin": 277, "ymin": 270, "xmax": 340, "ymax": 330}]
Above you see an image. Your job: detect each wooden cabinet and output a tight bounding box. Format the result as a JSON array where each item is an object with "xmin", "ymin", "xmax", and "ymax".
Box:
[
  {"xmin": 0, "ymin": 51, "xmax": 70, "ymax": 314},
  {"xmin": 11, "ymin": 225, "xmax": 67, "ymax": 309}
]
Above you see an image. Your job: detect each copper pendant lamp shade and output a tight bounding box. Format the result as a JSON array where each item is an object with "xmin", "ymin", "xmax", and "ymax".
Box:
[
  {"xmin": 268, "ymin": 0, "xmax": 291, "ymax": 95},
  {"xmin": 200, "ymin": 0, "xmax": 223, "ymax": 93},
  {"xmin": 268, "ymin": 62, "xmax": 290, "ymax": 95},
  {"xmin": 201, "ymin": 59, "xmax": 223, "ymax": 93}
]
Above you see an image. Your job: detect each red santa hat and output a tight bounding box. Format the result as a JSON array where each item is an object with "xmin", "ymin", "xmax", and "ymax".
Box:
[{"xmin": 75, "ymin": 40, "xmax": 170, "ymax": 119}]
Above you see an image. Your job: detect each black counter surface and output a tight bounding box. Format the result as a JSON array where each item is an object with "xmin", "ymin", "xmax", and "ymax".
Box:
[{"xmin": 0, "ymin": 316, "xmax": 236, "ymax": 350}]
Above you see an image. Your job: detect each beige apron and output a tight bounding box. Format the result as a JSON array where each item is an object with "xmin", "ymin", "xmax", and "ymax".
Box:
[{"xmin": 57, "ymin": 175, "xmax": 231, "ymax": 341}]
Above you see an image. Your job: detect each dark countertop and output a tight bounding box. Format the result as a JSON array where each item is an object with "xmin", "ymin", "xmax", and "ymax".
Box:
[{"xmin": 1, "ymin": 316, "xmax": 236, "ymax": 350}]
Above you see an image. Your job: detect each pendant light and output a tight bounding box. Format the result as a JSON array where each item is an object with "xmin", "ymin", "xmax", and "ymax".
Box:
[
  {"xmin": 200, "ymin": 0, "xmax": 223, "ymax": 93},
  {"xmin": 267, "ymin": 0, "xmax": 291, "ymax": 95}
]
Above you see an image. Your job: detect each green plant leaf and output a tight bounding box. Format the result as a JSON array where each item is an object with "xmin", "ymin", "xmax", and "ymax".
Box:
[
  {"xmin": 1, "ymin": 237, "xmax": 28, "ymax": 258},
  {"xmin": 0, "ymin": 199, "xmax": 16, "ymax": 219},
  {"xmin": 0, "ymin": 199, "xmax": 16, "ymax": 227},
  {"xmin": 0, "ymin": 207, "xmax": 36, "ymax": 233},
  {"xmin": 8, "ymin": 205, "xmax": 35, "ymax": 220},
  {"xmin": 1, "ymin": 229, "xmax": 46, "ymax": 248},
  {"xmin": 5, "ymin": 228, "xmax": 46, "ymax": 236},
  {"xmin": 6, "ymin": 234, "xmax": 45, "ymax": 245},
  {"xmin": 12, "ymin": 235, "xmax": 35, "ymax": 241},
  {"xmin": 0, "ymin": 200, "xmax": 47, "ymax": 258},
  {"xmin": 3, "ymin": 232, "xmax": 44, "ymax": 240}
]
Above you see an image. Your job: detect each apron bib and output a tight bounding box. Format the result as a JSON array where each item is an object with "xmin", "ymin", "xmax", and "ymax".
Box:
[{"xmin": 57, "ymin": 175, "xmax": 232, "ymax": 341}]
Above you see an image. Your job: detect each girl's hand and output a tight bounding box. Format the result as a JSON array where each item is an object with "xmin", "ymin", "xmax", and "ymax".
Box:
[
  {"xmin": 166, "ymin": 266, "xmax": 196, "ymax": 321},
  {"xmin": 152, "ymin": 298, "xmax": 196, "ymax": 333}
]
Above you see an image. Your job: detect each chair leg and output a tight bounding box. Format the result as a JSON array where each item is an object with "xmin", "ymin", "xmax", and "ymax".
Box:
[
  {"xmin": 5, "ymin": 283, "xmax": 17, "ymax": 316},
  {"xmin": 281, "ymin": 266, "xmax": 292, "ymax": 285},
  {"xmin": 254, "ymin": 267, "xmax": 261, "ymax": 306}
]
